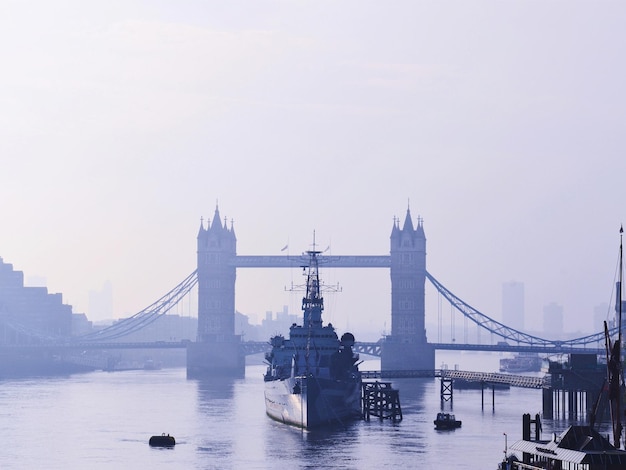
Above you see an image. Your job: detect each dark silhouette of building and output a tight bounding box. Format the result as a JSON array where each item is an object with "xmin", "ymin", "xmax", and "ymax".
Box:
[
  {"xmin": 593, "ymin": 302, "xmax": 610, "ymax": 334},
  {"xmin": 88, "ymin": 280, "xmax": 113, "ymax": 323},
  {"xmin": 502, "ymin": 281, "xmax": 524, "ymax": 331},
  {"xmin": 235, "ymin": 306, "xmax": 300, "ymax": 342},
  {"xmin": 543, "ymin": 301, "xmax": 564, "ymax": 339},
  {"xmin": 0, "ymin": 257, "xmax": 73, "ymax": 343}
]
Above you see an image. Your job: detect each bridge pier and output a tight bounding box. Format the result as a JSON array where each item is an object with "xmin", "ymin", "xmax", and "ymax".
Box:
[{"xmin": 381, "ymin": 341, "xmax": 435, "ymax": 372}]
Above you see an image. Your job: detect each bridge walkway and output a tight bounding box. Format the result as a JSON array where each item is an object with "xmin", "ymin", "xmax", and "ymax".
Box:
[{"xmin": 361, "ymin": 369, "xmax": 549, "ymax": 389}]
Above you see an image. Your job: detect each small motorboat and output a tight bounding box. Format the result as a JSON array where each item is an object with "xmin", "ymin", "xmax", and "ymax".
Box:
[
  {"xmin": 149, "ymin": 433, "xmax": 176, "ymax": 447},
  {"xmin": 434, "ymin": 412, "xmax": 462, "ymax": 429}
]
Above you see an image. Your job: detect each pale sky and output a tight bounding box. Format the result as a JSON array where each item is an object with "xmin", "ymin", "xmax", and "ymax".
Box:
[{"xmin": 1, "ymin": 1, "xmax": 625, "ymax": 341}]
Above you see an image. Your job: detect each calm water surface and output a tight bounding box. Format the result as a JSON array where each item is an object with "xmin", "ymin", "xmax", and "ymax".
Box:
[{"xmin": 0, "ymin": 353, "xmax": 606, "ymax": 469}]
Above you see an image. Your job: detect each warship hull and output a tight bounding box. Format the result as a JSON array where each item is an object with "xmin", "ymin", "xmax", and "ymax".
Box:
[{"xmin": 265, "ymin": 374, "xmax": 361, "ymax": 428}]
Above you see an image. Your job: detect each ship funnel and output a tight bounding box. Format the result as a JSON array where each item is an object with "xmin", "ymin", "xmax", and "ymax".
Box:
[{"xmin": 340, "ymin": 332, "xmax": 355, "ymax": 347}]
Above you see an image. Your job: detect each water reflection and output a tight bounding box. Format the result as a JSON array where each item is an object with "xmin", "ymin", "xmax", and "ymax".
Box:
[
  {"xmin": 263, "ymin": 417, "xmax": 364, "ymax": 467},
  {"xmin": 194, "ymin": 377, "xmax": 239, "ymax": 464},
  {"xmin": 259, "ymin": 378, "xmax": 432, "ymax": 467},
  {"xmin": 389, "ymin": 378, "xmax": 428, "ymax": 411},
  {"xmin": 198, "ymin": 370, "xmax": 438, "ymax": 467},
  {"xmin": 194, "ymin": 377, "xmax": 236, "ymax": 402},
  {"xmin": 363, "ymin": 378, "xmax": 429, "ymax": 459}
]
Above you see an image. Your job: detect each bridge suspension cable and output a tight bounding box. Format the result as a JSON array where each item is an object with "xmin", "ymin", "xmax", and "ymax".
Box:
[
  {"xmin": 426, "ymin": 271, "xmax": 614, "ymax": 348},
  {"xmin": 5, "ymin": 265, "xmax": 613, "ymax": 349},
  {"xmin": 75, "ymin": 270, "xmax": 198, "ymax": 343}
]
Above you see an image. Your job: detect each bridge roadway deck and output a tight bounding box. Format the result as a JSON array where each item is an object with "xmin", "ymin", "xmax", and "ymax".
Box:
[
  {"xmin": 1, "ymin": 341, "xmax": 560, "ymax": 389},
  {"xmin": 0, "ymin": 341, "xmax": 191, "ymax": 350},
  {"xmin": 361, "ymin": 369, "xmax": 549, "ymax": 389},
  {"xmin": 1, "ymin": 340, "xmax": 603, "ymax": 357}
]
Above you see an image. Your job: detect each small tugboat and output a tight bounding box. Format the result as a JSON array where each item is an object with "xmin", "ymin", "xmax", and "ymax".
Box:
[
  {"xmin": 434, "ymin": 412, "xmax": 461, "ymax": 429},
  {"xmin": 263, "ymin": 244, "xmax": 362, "ymax": 428},
  {"xmin": 149, "ymin": 433, "xmax": 175, "ymax": 447}
]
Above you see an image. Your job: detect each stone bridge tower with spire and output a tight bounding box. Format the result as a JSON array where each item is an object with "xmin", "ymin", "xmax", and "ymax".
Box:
[
  {"xmin": 381, "ymin": 207, "xmax": 435, "ymax": 371},
  {"xmin": 186, "ymin": 204, "xmax": 245, "ymax": 378}
]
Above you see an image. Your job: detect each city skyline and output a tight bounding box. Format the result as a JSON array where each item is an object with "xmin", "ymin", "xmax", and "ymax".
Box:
[{"xmin": 13, "ymin": 231, "xmax": 616, "ymax": 342}]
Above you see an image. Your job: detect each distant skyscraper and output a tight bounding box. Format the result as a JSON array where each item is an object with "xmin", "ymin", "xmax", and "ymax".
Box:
[
  {"xmin": 543, "ymin": 302, "xmax": 563, "ymax": 339},
  {"xmin": 88, "ymin": 280, "xmax": 113, "ymax": 321},
  {"xmin": 593, "ymin": 302, "xmax": 610, "ymax": 333},
  {"xmin": 502, "ymin": 281, "xmax": 524, "ymax": 331}
]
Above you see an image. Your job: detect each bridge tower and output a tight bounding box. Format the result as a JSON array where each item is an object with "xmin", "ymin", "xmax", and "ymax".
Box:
[
  {"xmin": 381, "ymin": 208, "xmax": 435, "ymax": 371},
  {"xmin": 186, "ymin": 205, "xmax": 245, "ymax": 378}
]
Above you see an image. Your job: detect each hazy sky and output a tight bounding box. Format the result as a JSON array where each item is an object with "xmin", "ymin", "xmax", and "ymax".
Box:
[{"xmin": 1, "ymin": 1, "xmax": 625, "ymax": 341}]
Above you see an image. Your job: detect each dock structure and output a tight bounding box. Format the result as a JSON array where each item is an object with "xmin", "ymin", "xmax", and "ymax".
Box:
[
  {"xmin": 438, "ymin": 369, "xmax": 547, "ymax": 411},
  {"xmin": 362, "ymin": 368, "xmax": 550, "ymax": 409},
  {"xmin": 362, "ymin": 362, "xmax": 609, "ymax": 420},
  {"xmin": 361, "ymin": 369, "xmax": 547, "ymax": 388},
  {"xmin": 361, "ymin": 381, "xmax": 402, "ymax": 422},
  {"xmin": 439, "ymin": 369, "xmax": 548, "ymax": 409},
  {"xmin": 542, "ymin": 354, "xmax": 606, "ymax": 421}
]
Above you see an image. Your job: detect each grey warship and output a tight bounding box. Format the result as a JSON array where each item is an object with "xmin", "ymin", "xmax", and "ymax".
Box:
[{"xmin": 263, "ymin": 248, "xmax": 362, "ymax": 428}]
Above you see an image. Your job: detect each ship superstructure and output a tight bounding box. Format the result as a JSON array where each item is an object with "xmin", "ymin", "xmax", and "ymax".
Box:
[{"xmin": 263, "ymin": 249, "xmax": 362, "ymax": 428}]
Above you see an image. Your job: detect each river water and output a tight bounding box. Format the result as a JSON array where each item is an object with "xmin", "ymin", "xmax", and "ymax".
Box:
[{"xmin": 0, "ymin": 352, "xmax": 610, "ymax": 469}]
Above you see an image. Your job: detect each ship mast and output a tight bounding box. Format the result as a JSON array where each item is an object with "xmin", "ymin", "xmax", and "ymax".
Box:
[
  {"xmin": 302, "ymin": 232, "xmax": 324, "ymax": 375},
  {"xmin": 302, "ymin": 234, "xmax": 324, "ymax": 329},
  {"xmin": 606, "ymin": 225, "xmax": 625, "ymax": 448},
  {"xmin": 618, "ymin": 225, "xmax": 624, "ymax": 448}
]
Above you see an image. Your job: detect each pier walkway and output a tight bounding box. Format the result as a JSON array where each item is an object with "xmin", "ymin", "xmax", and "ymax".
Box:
[{"xmin": 362, "ymin": 369, "xmax": 549, "ymax": 389}]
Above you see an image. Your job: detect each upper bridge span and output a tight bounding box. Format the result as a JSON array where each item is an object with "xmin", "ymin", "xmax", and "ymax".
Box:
[{"xmin": 233, "ymin": 255, "xmax": 391, "ymax": 268}]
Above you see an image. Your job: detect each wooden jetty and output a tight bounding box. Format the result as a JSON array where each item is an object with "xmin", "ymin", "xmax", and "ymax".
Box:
[{"xmin": 361, "ymin": 381, "xmax": 402, "ymax": 422}]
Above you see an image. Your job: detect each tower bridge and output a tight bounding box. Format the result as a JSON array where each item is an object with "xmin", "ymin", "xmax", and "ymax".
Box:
[
  {"xmin": 1, "ymin": 205, "xmax": 613, "ymax": 377},
  {"xmin": 187, "ymin": 205, "xmax": 433, "ymax": 377}
]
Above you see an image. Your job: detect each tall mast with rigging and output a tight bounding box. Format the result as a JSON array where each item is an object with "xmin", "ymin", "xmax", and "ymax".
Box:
[{"xmin": 606, "ymin": 225, "xmax": 625, "ymax": 448}]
